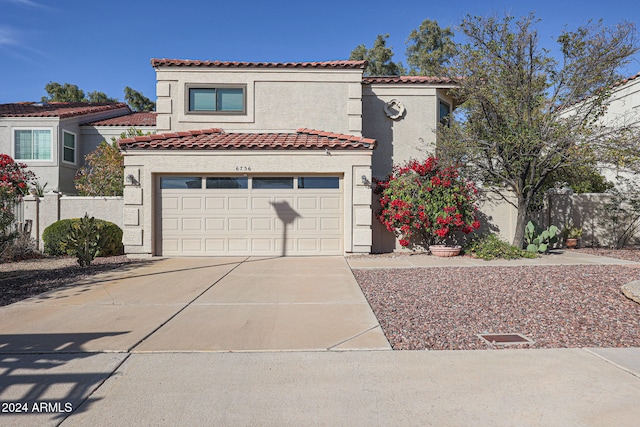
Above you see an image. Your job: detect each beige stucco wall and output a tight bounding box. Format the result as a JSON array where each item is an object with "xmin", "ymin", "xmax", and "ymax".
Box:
[
  {"xmin": 80, "ymin": 125, "xmax": 156, "ymax": 158},
  {"xmin": 154, "ymin": 67, "xmax": 363, "ymax": 135},
  {"xmin": 21, "ymin": 193, "xmax": 124, "ymax": 249},
  {"xmin": 121, "ymin": 150, "xmax": 373, "ymax": 257},
  {"xmin": 362, "ymin": 83, "xmax": 457, "ymax": 252},
  {"xmin": 362, "ymin": 84, "xmax": 455, "ymax": 179}
]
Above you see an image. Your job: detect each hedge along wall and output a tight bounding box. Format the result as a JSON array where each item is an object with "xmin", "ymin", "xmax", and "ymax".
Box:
[{"xmin": 20, "ymin": 192, "xmax": 123, "ymax": 250}]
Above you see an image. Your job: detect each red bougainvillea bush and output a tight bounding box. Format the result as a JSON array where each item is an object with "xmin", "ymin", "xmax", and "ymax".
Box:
[
  {"xmin": 1, "ymin": 154, "xmax": 36, "ymax": 246},
  {"xmin": 374, "ymin": 157, "xmax": 480, "ymax": 249}
]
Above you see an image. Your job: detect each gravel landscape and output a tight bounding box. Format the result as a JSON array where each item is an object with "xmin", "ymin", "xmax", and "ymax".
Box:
[
  {"xmin": 0, "ymin": 256, "xmax": 134, "ymax": 306},
  {"xmin": 354, "ymin": 248, "xmax": 640, "ymax": 350}
]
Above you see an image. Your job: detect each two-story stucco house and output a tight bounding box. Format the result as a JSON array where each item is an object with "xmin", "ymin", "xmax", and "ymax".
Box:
[
  {"xmin": 0, "ymin": 102, "xmax": 156, "ymax": 194},
  {"xmin": 117, "ymin": 59, "xmax": 457, "ymax": 257}
]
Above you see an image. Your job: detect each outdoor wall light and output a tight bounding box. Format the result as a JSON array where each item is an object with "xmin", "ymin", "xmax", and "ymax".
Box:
[
  {"xmin": 126, "ymin": 174, "xmax": 139, "ymax": 186},
  {"xmin": 361, "ymin": 175, "xmax": 371, "ymax": 186}
]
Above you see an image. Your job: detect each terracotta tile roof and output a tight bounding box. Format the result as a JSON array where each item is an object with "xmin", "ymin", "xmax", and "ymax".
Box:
[
  {"xmin": 151, "ymin": 58, "xmax": 367, "ymax": 69},
  {"xmin": 82, "ymin": 112, "xmax": 156, "ymax": 127},
  {"xmin": 612, "ymin": 71, "xmax": 640, "ymax": 89},
  {"xmin": 118, "ymin": 128, "xmax": 376, "ymax": 151},
  {"xmin": 363, "ymin": 76, "xmax": 456, "ymax": 84},
  {"xmin": 0, "ymin": 102, "xmax": 130, "ymax": 119}
]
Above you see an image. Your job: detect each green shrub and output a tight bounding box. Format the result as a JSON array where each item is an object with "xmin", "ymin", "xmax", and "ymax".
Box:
[
  {"xmin": 465, "ymin": 233, "xmax": 538, "ymax": 260},
  {"xmin": 43, "ymin": 217, "xmax": 123, "ymax": 257}
]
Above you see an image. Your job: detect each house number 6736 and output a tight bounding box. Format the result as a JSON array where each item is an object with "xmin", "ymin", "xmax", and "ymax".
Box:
[{"xmin": 235, "ymin": 166, "xmax": 252, "ymax": 171}]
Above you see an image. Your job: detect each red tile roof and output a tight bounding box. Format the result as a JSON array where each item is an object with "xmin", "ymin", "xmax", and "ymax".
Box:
[
  {"xmin": 363, "ymin": 76, "xmax": 456, "ymax": 85},
  {"xmin": 612, "ymin": 71, "xmax": 640, "ymax": 89},
  {"xmin": 83, "ymin": 112, "xmax": 156, "ymax": 127},
  {"xmin": 151, "ymin": 58, "xmax": 367, "ymax": 69},
  {"xmin": 0, "ymin": 102, "xmax": 130, "ymax": 118},
  {"xmin": 118, "ymin": 128, "xmax": 376, "ymax": 151}
]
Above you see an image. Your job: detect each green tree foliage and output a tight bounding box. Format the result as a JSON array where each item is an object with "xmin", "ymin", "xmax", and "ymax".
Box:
[
  {"xmin": 405, "ymin": 18, "xmax": 456, "ymax": 76},
  {"xmin": 41, "ymin": 82, "xmax": 154, "ymax": 111},
  {"xmin": 124, "ymin": 86, "xmax": 155, "ymax": 112},
  {"xmin": 75, "ymin": 141, "xmax": 124, "ymax": 196},
  {"xmin": 437, "ymin": 13, "xmax": 638, "ymax": 248},
  {"xmin": 349, "ymin": 34, "xmax": 405, "ymax": 76},
  {"xmin": 41, "ymin": 82, "xmax": 86, "ymax": 102},
  {"xmin": 87, "ymin": 91, "xmax": 118, "ymax": 103}
]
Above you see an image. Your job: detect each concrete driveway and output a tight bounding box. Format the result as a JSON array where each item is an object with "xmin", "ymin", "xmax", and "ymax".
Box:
[
  {"xmin": 2, "ymin": 255, "xmax": 640, "ymax": 426},
  {"xmin": 0, "ymin": 256, "xmax": 390, "ymax": 353}
]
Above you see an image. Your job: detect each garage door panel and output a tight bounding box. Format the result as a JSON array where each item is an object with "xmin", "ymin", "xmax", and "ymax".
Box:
[
  {"xmin": 162, "ymin": 218, "xmax": 180, "ymax": 231},
  {"xmin": 205, "ymin": 197, "xmax": 225, "ymax": 210},
  {"xmin": 251, "ymin": 238, "xmax": 272, "ymax": 251},
  {"xmin": 298, "ymin": 239, "xmax": 318, "ymax": 251},
  {"xmin": 158, "ymin": 176, "xmax": 343, "ymax": 256},
  {"xmin": 320, "ymin": 218, "xmax": 341, "ymax": 231},
  {"xmin": 163, "ymin": 197, "xmax": 179, "ymax": 210},
  {"xmin": 321, "ymin": 239, "xmax": 341, "ymax": 251},
  {"xmin": 229, "ymin": 239, "xmax": 249, "ymax": 251},
  {"xmin": 228, "ymin": 218, "xmax": 249, "ymax": 231},
  {"xmin": 205, "ymin": 218, "xmax": 225, "ymax": 231},
  {"xmin": 320, "ymin": 197, "xmax": 341, "ymax": 210},
  {"xmin": 298, "ymin": 218, "xmax": 318, "ymax": 231},
  {"xmin": 181, "ymin": 198, "xmax": 203, "ymax": 210},
  {"xmin": 229, "ymin": 198, "xmax": 248, "ymax": 209},
  {"xmin": 182, "ymin": 218, "xmax": 202, "ymax": 231},
  {"xmin": 251, "ymin": 217, "xmax": 273, "ymax": 231},
  {"xmin": 205, "ymin": 239, "xmax": 225, "ymax": 252},
  {"xmin": 252, "ymin": 197, "xmax": 272, "ymax": 210},
  {"xmin": 182, "ymin": 239, "xmax": 202, "ymax": 252}
]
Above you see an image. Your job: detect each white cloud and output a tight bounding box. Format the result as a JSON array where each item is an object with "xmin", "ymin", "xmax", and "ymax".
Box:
[
  {"xmin": 1, "ymin": 0, "xmax": 49, "ymax": 9},
  {"xmin": 0, "ymin": 26, "xmax": 18, "ymax": 46}
]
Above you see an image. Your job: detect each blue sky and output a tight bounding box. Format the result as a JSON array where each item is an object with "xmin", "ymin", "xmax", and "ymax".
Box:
[{"xmin": 1, "ymin": 0, "xmax": 639, "ymax": 104}]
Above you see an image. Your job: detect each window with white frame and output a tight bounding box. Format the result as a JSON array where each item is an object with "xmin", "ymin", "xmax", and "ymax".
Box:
[
  {"xmin": 14, "ymin": 129, "xmax": 52, "ymax": 160},
  {"xmin": 187, "ymin": 85, "xmax": 245, "ymax": 114},
  {"xmin": 62, "ymin": 131, "xmax": 76, "ymax": 164}
]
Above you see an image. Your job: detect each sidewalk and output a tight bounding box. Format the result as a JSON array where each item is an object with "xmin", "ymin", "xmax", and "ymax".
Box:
[{"xmin": 346, "ymin": 249, "xmax": 640, "ymax": 269}]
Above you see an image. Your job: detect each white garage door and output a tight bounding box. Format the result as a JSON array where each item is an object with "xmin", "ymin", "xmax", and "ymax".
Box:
[{"xmin": 157, "ymin": 175, "xmax": 343, "ymax": 256}]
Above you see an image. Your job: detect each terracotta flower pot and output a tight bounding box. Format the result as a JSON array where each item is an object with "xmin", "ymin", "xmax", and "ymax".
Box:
[
  {"xmin": 565, "ymin": 238, "xmax": 579, "ymax": 249},
  {"xmin": 429, "ymin": 245, "xmax": 462, "ymax": 257}
]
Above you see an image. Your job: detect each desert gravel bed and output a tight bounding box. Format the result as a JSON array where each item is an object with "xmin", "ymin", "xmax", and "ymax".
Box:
[
  {"xmin": 354, "ymin": 263, "xmax": 640, "ymax": 350},
  {"xmin": 0, "ymin": 256, "xmax": 133, "ymax": 306}
]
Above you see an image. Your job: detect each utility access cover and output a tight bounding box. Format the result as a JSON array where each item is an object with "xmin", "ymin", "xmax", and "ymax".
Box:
[{"xmin": 478, "ymin": 333, "xmax": 535, "ymax": 346}]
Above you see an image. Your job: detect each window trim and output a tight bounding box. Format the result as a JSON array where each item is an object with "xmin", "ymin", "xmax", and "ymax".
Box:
[
  {"xmin": 62, "ymin": 130, "xmax": 77, "ymax": 165},
  {"xmin": 185, "ymin": 84, "xmax": 247, "ymax": 115},
  {"xmin": 12, "ymin": 127, "xmax": 53, "ymax": 162}
]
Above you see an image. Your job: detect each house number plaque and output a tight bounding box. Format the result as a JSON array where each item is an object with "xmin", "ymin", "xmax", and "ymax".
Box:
[{"xmin": 235, "ymin": 166, "xmax": 252, "ymax": 171}]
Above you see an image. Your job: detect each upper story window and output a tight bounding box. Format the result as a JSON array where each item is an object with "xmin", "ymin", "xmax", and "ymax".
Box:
[
  {"xmin": 187, "ymin": 85, "xmax": 245, "ymax": 114},
  {"xmin": 439, "ymin": 100, "xmax": 451, "ymax": 126},
  {"xmin": 14, "ymin": 129, "xmax": 52, "ymax": 161},
  {"xmin": 62, "ymin": 131, "xmax": 76, "ymax": 164}
]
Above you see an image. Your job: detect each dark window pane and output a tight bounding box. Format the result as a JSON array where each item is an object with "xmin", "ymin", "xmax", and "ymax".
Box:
[
  {"xmin": 217, "ymin": 88, "xmax": 244, "ymax": 111},
  {"xmin": 252, "ymin": 177, "xmax": 294, "ymax": 189},
  {"xmin": 439, "ymin": 100, "xmax": 451, "ymax": 125},
  {"xmin": 161, "ymin": 177, "xmax": 202, "ymax": 189},
  {"xmin": 189, "ymin": 89, "xmax": 216, "ymax": 111},
  {"xmin": 298, "ymin": 177, "xmax": 340, "ymax": 189},
  {"xmin": 206, "ymin": 177, "xmax": 248, "ymax": 189}
]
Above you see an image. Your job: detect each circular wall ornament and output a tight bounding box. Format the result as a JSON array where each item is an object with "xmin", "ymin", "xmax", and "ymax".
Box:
[{"xmin": 383, "ymin": 99, "xmax": 406, "ymax": 120}]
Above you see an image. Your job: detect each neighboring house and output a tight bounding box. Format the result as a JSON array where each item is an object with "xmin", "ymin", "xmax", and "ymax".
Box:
[
  {"xmin": 81, "ymin": 111, "xmax": 157, "ymax": 148},
  {"xmin": 596, "ymin": 71, "xmax": 640, "ymax": 182},
  {"xmin": 0, "ymin": 102, "xmax": 154, "ymax": 194},
  {"xmin": 118, "ymin": 59, "xmax": 458, "ymax": 257}
]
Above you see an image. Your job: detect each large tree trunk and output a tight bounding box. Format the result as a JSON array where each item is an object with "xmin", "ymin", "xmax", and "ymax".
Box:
[{"xmin": 512, "ymin": 196, "xmax": 530, "ymax": 248}]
